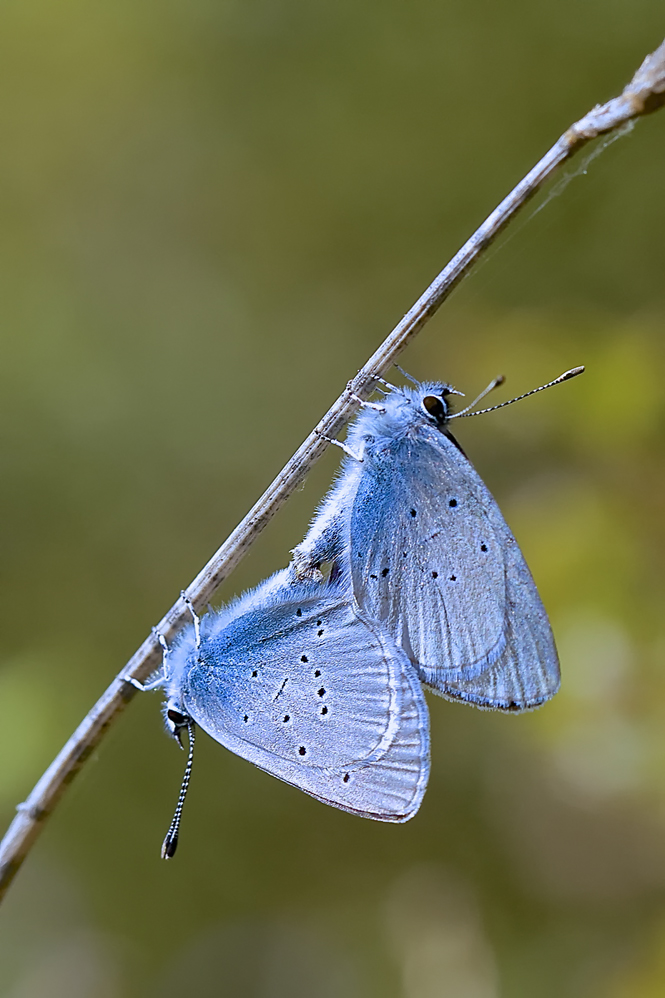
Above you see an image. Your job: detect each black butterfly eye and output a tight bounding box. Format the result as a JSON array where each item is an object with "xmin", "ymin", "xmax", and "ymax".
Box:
[
  {"xmin": 422, "ymin": 394, "xmax": 447, "ymax": 422},
  {"xmin": 167, "ymin": 708, "xmax": 188, "ymax": 726}
]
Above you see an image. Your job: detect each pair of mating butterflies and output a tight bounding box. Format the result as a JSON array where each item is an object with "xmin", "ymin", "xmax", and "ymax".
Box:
[{"xmin": 138, "ymin": 368, "xmax": 581, "ymax": 856}]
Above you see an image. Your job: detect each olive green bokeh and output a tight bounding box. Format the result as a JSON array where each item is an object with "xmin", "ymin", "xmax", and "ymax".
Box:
[{"xmin": 0, "ymin": 1, "xmax": 664, "ymax": 995}]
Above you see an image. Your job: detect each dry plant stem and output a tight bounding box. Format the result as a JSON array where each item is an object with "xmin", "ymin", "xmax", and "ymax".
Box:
[{"xmin": 1, "ymin": 39, "xmax": 664, "ymax": 901}]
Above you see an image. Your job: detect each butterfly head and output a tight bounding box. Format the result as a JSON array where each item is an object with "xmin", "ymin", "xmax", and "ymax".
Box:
[
  {"xmin": 416, "ymin": 383, "xmax": 463, "ymax": 427},
  {"xmin": 163, "ymin": 699, "xmax": 191, "ymax": 745},
  {"xmin": 348, "ymin": 379, "xmax": 463, "ymax": 446},
  {"xmin": 394, "ymin": 381, "xmax": 462, "ymax": 433}
]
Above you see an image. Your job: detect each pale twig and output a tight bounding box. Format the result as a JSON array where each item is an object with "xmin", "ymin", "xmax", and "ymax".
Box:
[{"xmin": 1, "ymin": 38, "xmax": 664, "ymax": 901}]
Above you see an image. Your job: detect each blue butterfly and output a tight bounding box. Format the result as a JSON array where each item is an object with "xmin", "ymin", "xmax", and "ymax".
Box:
[
  {"xmin": 134, "ymin": 568, "xmax": 430, "ymax": 856},
  {"xmin": 293, "ymin": 370, "xmax": 581, "ymax": 712}
]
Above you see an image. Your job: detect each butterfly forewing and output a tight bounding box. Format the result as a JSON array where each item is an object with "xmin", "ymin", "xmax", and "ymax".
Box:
[
  {"xmin": 350, "ymin": 429, "xmax": 559, "ymax": 710},
  {"xmin": 351, "ymin": 434, "xmax": 506, "ymax": 670}
]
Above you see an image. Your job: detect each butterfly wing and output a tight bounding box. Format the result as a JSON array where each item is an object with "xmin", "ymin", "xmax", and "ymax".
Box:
[
  {"xmin": 349, "ymin": 429, "xmax": 559, "ymax": 711},
  {"xmin": 183, "ymin": 592, "xmax": 430, "ymax": 821}
]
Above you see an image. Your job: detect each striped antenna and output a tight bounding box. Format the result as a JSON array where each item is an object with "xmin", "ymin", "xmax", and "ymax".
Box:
[
  {"xmin": 452, "ymin": 375, "xmax": 505, "ymax": 417},
  {"xmin": 449, "ymin": 367, "xmax": 584, "ymax": 419},
  {"xmin": 161, "ymin": 721, "xmax": 196, "ymax": 860}
]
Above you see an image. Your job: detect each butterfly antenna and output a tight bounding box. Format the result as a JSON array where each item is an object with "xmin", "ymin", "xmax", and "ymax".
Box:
[
  {"xmin": 451, "ymin": 367, "xmax": 584, "ymax": 419},
  {"xmin": 161, "ymin": 721, "xmax": 196, "ymax": 860},
  {"xmin": 451, "ymin": 375, "xmax": 505, "ymax": 418}
]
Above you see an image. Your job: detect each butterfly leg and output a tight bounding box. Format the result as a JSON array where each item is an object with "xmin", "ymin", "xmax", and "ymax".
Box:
[
  {"xmin": 122, "ymin": 675, "xmax": 150, "ymax": 692},
  {"xmin": 350, "ymin": 392, "xmax": 386, "ymax": 413},
  {"xmin": 121, "ymin": 625, "xmax": 171, "ymax": 691},
  {"xmin": 152, "ymin": 625, "xmax": 170, "ymax": 658},
  {"xmin": 375, "ymin": 377, "xmax": 399, "ymax": 392},
  {"xmin": 181, "ymin": 592, "xmax": 202, "ymax": 652},
  {"xmin": 315, "ymin": 428, "xmax": 364, "ymax": 463}
]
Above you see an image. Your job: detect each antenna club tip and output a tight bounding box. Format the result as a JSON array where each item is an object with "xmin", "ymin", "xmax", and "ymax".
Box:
[
  {"xmin": 562, "ymin": 366, "xmax": 585, "ymax": 380},
  {"xmin": 161, "ymin": 835, "xmax": 178, "ymax": 860},
  {"xmin": 494, "ymin": 375, "xmax": 506, "ymax": 387}
]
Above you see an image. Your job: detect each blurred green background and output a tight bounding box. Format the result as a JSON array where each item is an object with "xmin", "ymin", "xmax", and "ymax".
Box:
[{"xmin": 0, "ymin": 0, "xmax": 664, "ymax": 995}]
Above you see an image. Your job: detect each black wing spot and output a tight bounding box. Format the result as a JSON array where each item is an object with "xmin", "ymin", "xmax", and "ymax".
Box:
[
  {"xmin": 317, "ymin": 629, "xmax": 324, "ymax": 637},
  {"xmin": 243, "ymin": 714, "xmax": 249, "ymax": 722},
  {"xmin": 251, "ymin": 670, "xmax": 258, "ymax": 678},
  {"xmin": 298, "ymin": 746, "xmax": 307, "ymax": 756},
  {"xmin": 450, "ymin": 574, "xmax": 457, "ymax": 581},
  {"xmin": 283, "ymin": 714, "xmax": 290, "ymax": 723},
  {"xmin": 480, "ymin": 543, "xmax": 488, "ymax": 552},
  {"xmin": 431, "ymin": 571, "xmax": 438, "ymax": 578},
  {"xmin": 381, "ymin": 567, "xmax": 389, "ymax": 577},
  {"xmin": 369, "ymin": 573, "xmax": 377, "ymax": 580},
  {"xmin": 320, "ymin": 706, "xmax": 328, "ymax": 715},
  {"xmin": 343, "ymin": 773, "xmax": 350, "ymax": 783},
  {"xmin": 449, "ymin": 498, "xmax": 458, "ymax": 507},
  {"xmin": 301, "ymin": 655, "xmax": 308, "ymax": 663},
  {"xmin": 314, "ymin": 669, "xmax": 321, "ymax": 677},
  {"xmin": 296, "ymin": 608, "xmax": 302, "ymax": 617},
  {"xmin": 316, "ymin": 620, "xmax": 322, "ymax": 626},
  {"xmin": 410, "ymin": 508, "xmax": 417, "ymax": 518},
  {"xmin": 317, "ymin": 687, "xmax": 326, "ymax": 697},
  {"xmin": 403, "ymin": 551, "xmax": 407, "ymax": 558}
]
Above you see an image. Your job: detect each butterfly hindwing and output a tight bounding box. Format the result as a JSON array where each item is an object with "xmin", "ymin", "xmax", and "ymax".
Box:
[{"xmin": 180, "ymin": 583, "xmax": 430, "ymax": 820}]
